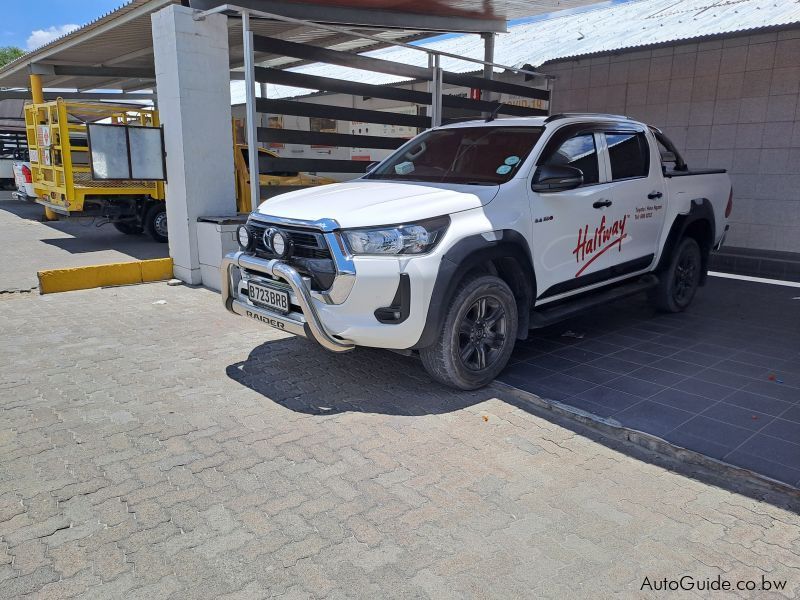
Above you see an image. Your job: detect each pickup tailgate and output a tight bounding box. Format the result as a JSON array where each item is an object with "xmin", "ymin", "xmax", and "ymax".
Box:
[{"xmin": 12, "ymin": 161, "xmax": 34, "ymax": 198}]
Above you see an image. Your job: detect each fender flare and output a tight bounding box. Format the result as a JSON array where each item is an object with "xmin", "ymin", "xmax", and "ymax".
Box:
[
  {"xmin": 656, "ymin": 198, "xmax": 716, "ymax": 283},
  {"xmin": 409, "ymin": 230, "xmax": 535, "ymax": 350}
]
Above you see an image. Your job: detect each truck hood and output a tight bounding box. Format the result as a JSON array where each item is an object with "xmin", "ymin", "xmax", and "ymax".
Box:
[{"xmin": 255, "ymin": 180, "xmax": 498, "ymax": 228}]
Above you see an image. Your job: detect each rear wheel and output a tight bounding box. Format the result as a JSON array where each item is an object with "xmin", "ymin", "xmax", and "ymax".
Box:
[
  {"xmin": 650, "ymin": 237, "xmax": 702, "ymax": 312},
  {"xmin": 113, "ymin": 222, "xmax": 143, "ymax": 235},
  {"xmin": 420, "ymin": 275, "xmax": 518, "ymax": 390},
  {"xmin": 144, "ymin": 204, "xmax": 168, "ymax": 243}
]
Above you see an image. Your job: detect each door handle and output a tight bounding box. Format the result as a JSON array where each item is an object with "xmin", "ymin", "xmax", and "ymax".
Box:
[
  {"xmin": 592, "ymin": 199, "xmax": 612, "ymax": 209},
  {"xmin": 648, "ymin": 191, "xmax": 663, "ymax": 199}
]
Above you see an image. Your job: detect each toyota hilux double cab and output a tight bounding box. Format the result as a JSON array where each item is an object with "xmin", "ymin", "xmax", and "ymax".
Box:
[{"xmin": 222, "ymin": 113, "xmax": 732, "ymax": 390}]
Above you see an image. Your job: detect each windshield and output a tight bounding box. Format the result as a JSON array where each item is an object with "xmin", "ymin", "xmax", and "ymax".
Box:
[{"xmin": 366, "ymin": 126, "xmax": 543, "ymax": 185}]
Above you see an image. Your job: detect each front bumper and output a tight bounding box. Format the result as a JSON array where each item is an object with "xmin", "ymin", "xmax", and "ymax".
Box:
[{"xmin": 221, "ymin": 251, "xmax": 354, "ymax": 353}]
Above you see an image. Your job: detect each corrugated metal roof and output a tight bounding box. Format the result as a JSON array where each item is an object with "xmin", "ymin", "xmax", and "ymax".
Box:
[
  {"xmin": 503, "ymin": 0, "xmax": 800, "ymax": 64},
  {"xmin": 242, "ymin": 0, "xmax": 800, "ymax": 101},
  {"xmin": 0, "ymin": 0, "xmax": 432, "ymax": 90}
]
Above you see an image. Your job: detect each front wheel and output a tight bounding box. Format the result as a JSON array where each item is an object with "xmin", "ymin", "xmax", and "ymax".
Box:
[
  {"xmin": 144, "ymin": 204, "xmax": 168, "ymax": 243},
  {"xmin": 420, "ymin": 275, "xmax": 518, "ymax": 390},
  {"xmin": 650, "ymin": 237, "xmax": 702, "ymax": 312}
]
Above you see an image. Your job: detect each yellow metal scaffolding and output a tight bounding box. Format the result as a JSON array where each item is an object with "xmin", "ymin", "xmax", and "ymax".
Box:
[{"xmin": 24, "ymin": 98, "xmax": 165, "ymax": 215}]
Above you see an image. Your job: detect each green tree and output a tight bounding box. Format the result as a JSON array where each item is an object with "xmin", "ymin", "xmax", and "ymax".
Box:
[{"xmin": 0, "ymin": 46, "xmax": 25, "ymax": 68}]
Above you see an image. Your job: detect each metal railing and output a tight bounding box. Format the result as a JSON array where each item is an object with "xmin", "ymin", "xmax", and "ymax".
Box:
[{"xmin": 195, "ymin": 3, "xmax": 552, "ymax": 207}]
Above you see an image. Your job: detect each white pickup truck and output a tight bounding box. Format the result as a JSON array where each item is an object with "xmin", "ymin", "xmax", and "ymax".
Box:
[
  {"xmin": 11, "ymin": 160, "xmax": 34, "ymax": 200},
  {"xmin": 222, "ymin": 114, "xmax": 732, "ymax": 389}
]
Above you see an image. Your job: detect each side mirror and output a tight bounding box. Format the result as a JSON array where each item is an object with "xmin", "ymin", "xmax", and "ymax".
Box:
[{"xmin": 531, "ymin": 165, "xmax": 584, "ymax": 193}]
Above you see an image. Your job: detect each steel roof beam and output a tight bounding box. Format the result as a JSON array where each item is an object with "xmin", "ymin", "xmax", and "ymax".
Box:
[
  {"xmin": 191, "ymin": 0, "xmax": 507, "ymax": 33},
  {"xmin": 30, "ymin": 63, "xmax": 156, "ymax": 79},
  {"xmin": 0, "ymin": 90, "xmax": 155, "ymax": 101},
  {"xmin": 252, "ymin": 36, "xmax": 552, "ymax": 97}
]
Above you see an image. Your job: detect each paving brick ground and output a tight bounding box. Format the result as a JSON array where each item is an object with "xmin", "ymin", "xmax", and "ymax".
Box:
[
  {"xmin": 1, "ymin": 282, "xmax": 799, "ymax": 599},
  {"xmin": 0, "ymin": 193, "xmax": 167, "ymax": 293}
]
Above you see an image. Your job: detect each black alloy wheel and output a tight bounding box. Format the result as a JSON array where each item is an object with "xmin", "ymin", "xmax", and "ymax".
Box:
[{"xmin": 457, "ymin": 296, "xmax": 508, "ymax": 371}]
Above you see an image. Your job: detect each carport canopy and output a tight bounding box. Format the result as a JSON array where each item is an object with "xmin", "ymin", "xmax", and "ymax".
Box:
[{"xmin": 0, "ymin": 0, "xmax": 602, "ymax": 97}]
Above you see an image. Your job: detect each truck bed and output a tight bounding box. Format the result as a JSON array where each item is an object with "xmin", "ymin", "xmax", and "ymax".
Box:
[{"xmin": 663, "ymin": 167, "xmax": 727, "ymax": 178}]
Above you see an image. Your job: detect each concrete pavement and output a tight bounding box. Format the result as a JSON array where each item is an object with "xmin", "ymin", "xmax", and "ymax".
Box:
[
  {"xmin": 1, "ymin": 282, "xmax": 798, "ymax": 598},
  {"xmin": 0, "ymin": 193, "xmax": 167, "ymax": 293}
]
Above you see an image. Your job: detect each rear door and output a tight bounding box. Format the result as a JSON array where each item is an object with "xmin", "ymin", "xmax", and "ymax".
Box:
[{"xmin": 600, "ymin": 128, "xmax": 666, "ymax": 269}]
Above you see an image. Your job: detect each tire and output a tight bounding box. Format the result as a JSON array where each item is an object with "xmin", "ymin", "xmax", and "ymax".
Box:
[
  {"xmin": 650, "ymin": 237, "xmax": 702, "ymax": 312},
  {"xmin": 144, "ymin": 204, "xmax": 168, "ymax": 243},
  {"xmin": 420, "ymin": 274, "xmax": 518, "ymax": 390},
  {"xmin": 113, "ymin": 222, "xmax": 144, "ymax": 235}
]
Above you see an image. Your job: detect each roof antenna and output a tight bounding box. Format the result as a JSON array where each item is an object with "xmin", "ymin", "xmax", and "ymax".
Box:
[{"xmin": 485, "ymin": 103, "xmax": 503, "ymax": 122}]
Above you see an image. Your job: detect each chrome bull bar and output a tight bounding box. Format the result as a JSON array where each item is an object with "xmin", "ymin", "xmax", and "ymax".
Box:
[{"xmin": 221, "ymin": 251, "xmax": 354, "ymax": 353}]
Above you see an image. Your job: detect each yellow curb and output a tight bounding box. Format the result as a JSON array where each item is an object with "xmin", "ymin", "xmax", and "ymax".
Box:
[{"xmin": 37, "ymin": 258, "xmax": 174, "ymax": 294}]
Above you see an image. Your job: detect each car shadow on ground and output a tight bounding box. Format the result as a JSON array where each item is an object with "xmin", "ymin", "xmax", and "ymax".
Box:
[
  {"xmin": 226, "ymin": 334, "xmax": 799, "ymax": 511},
  {"xmin": 0, "ymin": 196, "xmax": 167, "ymax": 260},
  {"xmin": 226, "ymin": 277, "xmax": 800, "ymax": 510},
  {"xmin": 225, "ymin": 337, "xmax": 491, "ymax": 416}
]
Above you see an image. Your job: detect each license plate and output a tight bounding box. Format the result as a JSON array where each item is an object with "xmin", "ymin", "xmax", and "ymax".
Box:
[{"xmin": 247, "ymin": 282, "xmax": 290, "ymax": 314}]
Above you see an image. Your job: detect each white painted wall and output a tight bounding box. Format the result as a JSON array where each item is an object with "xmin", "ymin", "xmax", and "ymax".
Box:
[{"xmin": 152, "ymin": 4, "xmax": 237, "ymax": 285}]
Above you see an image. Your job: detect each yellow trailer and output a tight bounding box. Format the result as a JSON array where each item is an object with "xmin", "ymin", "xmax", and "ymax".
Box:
[
  {"xmin": 232, "ymin": 143, "xmax": 337, "ymax": 213},
  {"xmin": 25, "ymin": 99, "xmax": 169, "ymax": 241},
  {"xmin": 230, "ymin": 119, "xmax": 337, "ymax": 213},
  {"xmin": 24, "ymin": 101, "xmax": 339, "ymax": 243}
]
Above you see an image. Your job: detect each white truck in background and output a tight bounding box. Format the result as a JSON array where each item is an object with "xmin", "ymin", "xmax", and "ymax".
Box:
[
  {"xmin": 222, "ymin": 113, "xmax": 732, "ymax": 390},
  {"xmin": 12, "ymin": 160, "xmax": 35, "ymax": 200},
  {"xmin": 0, "ymin": 132, "xmax": 31, "ymax": 196}
]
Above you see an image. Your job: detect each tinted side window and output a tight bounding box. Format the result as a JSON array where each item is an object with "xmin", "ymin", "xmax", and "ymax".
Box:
[
  {"xmin": 541, "ymin": 133, "xmax": 599, "ymax": 184},
  {"xmin": 606, "ymin": 132, "xmax": 649, "ymax": 180}
]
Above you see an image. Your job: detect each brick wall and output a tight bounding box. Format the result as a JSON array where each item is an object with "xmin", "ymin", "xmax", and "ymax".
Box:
[{"xmin": 542, "ymin": 28, "xmax": 800, "ymax": 254}]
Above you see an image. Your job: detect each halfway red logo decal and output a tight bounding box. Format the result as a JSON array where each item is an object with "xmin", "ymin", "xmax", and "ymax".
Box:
[{"xmin": 572, "ymin": 214, "xmax": 628, "ymax": 277}]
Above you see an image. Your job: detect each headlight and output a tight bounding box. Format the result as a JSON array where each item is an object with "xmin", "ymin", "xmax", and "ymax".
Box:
[
  {"xmin": 343, "ymin": 216, "xmax": 449, "ymax": 255},
  {"xmin": 237, "ymin": 225, "xmax": 251, "ymax": 250}
]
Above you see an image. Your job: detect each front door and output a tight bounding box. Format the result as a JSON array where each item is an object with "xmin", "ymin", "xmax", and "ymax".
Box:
[{"xmin": 530, "ymin": 131, "xmax": 629, "ymax": 302}]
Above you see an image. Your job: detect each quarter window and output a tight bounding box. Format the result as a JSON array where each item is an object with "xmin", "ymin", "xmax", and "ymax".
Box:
[
  {"xmin": 606, "ymin": 132, "xmax": 649, "ymax": 180},
  {"xmin": 541, "ymin": 133, "xmax": 599, "ymax": 185}
]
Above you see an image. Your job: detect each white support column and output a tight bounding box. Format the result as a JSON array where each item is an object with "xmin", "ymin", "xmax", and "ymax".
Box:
[
  {"xmin": 152, "ymin": 4, "xmax": 236, "ymax": 285},
  {"xmin": 481, "ymin": 32, "xmax": 495, "ymax": 117},
  {"xmin": 481, "ymin": 33, "xmax": 496, "ymax": 85},
  {"xmin": 427, "ymin": 53, "xmax": 443, "ymax": 128},
  {"xmin": 242, "ymin": 11, "xmax": 260, "ymax": 214}
]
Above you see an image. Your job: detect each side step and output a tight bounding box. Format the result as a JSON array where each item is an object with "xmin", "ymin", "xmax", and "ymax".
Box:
[{"xmin": 530, "ymin": 275, "xmax": 659, "ymax": 329}]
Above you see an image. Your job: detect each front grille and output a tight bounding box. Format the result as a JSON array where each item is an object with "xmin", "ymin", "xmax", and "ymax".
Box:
[
  {"xmin": 248, "ymin": 221, "xmax": 331, "ymax": 260},
  {"xmin": 246, "ymin": 219, "xmax": 336, "ymax": 292}
]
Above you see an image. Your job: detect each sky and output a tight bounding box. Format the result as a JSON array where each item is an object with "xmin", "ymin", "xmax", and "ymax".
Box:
[{"xmin": 2, "ymin": 0, "xmax": 124, "ymax": 50}]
